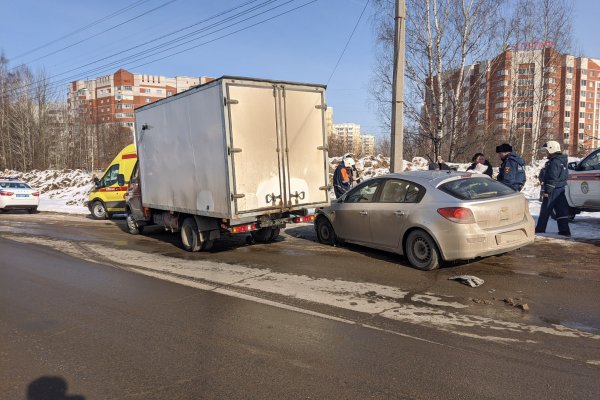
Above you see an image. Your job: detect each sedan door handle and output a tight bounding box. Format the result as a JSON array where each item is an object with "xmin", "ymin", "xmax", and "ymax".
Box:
[
  {"xmin": 360, "ymin": 211, "xmax": 368, "ymax": 216},
  {"xmin": 394, "ymin": 211, "xmax": 405, "ymax": 216}
]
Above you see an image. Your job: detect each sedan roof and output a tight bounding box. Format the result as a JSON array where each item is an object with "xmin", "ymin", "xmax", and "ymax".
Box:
[{"xmin": 378, "ymin": 170, "xmax": 480, "ymax": 187}]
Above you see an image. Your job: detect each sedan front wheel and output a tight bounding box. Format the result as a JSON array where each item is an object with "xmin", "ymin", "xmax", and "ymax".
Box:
[
  {"xmin": 405, "ymin": 230, "xmax": 441, "ymax": 271},
  {"xmin": 316, "ymin": 217, "xmax": 337, "ymax": 245}
]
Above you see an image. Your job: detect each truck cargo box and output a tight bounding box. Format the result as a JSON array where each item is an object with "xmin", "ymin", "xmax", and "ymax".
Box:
[{"xmin": 134, "ymin": 76, "xmax": 330, "ymax": 221}]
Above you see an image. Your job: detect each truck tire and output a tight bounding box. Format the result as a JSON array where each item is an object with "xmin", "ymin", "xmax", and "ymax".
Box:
[
  {"xmin": 251, "ymin": 227, "xmax": 279, "ymax": 243},
  {"xmin": 126, "ymin": 213, "xmax": 143, "ymax": 235},
  {"xmin": 28, "ymin": 207, "xmax": 38, "ymax": 214},
  {"xmin": 181, "ymin": 217, "xmax": 202, "ymax": 252},
  {"xmin": 91, "ymin": 200, "xmax": 108, "ymax": 220}
]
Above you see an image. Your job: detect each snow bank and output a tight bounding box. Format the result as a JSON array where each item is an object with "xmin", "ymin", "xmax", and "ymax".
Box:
[{"xmin": 2, "ymin": 169, "xmax": 93, "ymax": 214}]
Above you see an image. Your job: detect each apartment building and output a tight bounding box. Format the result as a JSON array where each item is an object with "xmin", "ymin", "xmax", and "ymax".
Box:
[
  {"xmin": 67, "ymin": 68, "xmax": 213, "ymax": 131},
  {"xmin": 361, "ymin": 134, "xmax": 375, "ymax": 156},
  {"xmin": 428, "ymin": 46, "xmax": 600, "ymax": 158},
  {"xmin": 332, "ymin": 123, "xmax": 362, "ymax": 154}
]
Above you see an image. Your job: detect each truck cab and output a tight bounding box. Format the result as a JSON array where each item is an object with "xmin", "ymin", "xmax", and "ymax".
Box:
[
  {"xmin": 565, "ymin": 147, "xmax": 600, "ymax": 218},
  {"xmin": 86, "ymin": 144, "xmax": 137, "ymax": 219}
]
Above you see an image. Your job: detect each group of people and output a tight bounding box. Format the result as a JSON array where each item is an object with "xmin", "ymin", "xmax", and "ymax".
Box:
[{"xmin": 333, "ymin": 140, "xmax": 571, "ymax": 236}]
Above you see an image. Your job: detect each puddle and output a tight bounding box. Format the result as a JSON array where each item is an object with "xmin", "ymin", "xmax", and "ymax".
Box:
[{"xmin": 535, "ymin": 316, "xmax": 600, "ymax": 334}]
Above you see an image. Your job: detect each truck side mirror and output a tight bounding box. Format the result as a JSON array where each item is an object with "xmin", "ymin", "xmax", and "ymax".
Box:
[
  {"xmin": 117, "ymin": 174, "xmax": 125, "ymax": 187},
  {"xmin": 567, "ymin": 162, "xmax": 578, "ymax": 170},
  {"xmin": 94, "ymin": 177, "xmax": 100, "ymax": 188}
]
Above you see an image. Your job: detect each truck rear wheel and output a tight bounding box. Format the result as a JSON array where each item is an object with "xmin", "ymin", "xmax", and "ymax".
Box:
[
  {"xmin": 251, "ymin": 227, "xmax": 280, "ymax": 243},
  {"xmin": 181, "ymin": 217, "xmax": 202, "ymax": 252}
]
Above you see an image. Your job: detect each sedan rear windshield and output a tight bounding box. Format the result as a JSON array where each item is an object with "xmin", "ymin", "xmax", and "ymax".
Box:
[
  {"xmin": 438, "ymin": 177, "xmax": 516, "ymax": 200},
  {"xmin": 0, "ymin": 182, "xmax": 31, "ymax": 189}
]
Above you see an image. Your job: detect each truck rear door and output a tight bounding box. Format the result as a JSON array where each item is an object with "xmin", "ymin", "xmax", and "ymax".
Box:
[
  {"xmin": 281, "ymin": 87, "xmax": 329, "ymax": 208},
  {"xmin": 226, "ymin": 83, "xmax": 284, "ymax": 214}
]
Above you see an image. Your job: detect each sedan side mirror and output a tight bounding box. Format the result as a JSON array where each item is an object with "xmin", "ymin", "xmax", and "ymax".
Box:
[
  {"xmin": 117, "ymin": 174, "xmax": 125, "ymax": 187},
  {"xmin": 94, "ymin": 178, "xmax": 100, "ymax": 188},
  {"xmin": 567, "ymin": 162, "xmax": 578, "ymax": 170}
]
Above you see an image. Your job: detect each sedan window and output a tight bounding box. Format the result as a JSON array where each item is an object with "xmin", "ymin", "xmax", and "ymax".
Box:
[
  {"xmin": 378, "ymin": 179, "xmax": 425, "ymax": 203},
  {"xmin": 439, "ymin": 177, "xmax": 515, "ymax": 200},
  {"xmin": 345, "ymin": 180, "xmax": 380, "ymax": 203}
]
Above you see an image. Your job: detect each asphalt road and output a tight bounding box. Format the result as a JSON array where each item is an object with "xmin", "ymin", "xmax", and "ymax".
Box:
[{"xmin": 1, "ymin": 212, "xmax": 599, "ymax": 399}]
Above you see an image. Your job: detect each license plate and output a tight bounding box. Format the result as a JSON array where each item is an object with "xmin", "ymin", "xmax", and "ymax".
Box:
[
  {"xmin": 16, "ymin": 194, "xmax": 29, "ymax": 197},
  {"xmin": 495, "ymin": 230, "xmax": 525, "ymax": 245}
]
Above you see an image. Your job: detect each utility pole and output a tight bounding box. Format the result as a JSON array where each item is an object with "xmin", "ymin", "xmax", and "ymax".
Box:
[{"xmin": 390, "ymin": 0, "xmax": 405, "ymax": 173}]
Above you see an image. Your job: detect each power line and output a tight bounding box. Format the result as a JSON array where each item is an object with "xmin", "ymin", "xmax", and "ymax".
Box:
[
  {"xmin": 5, "ymin": 0, "xmax": 303, "ymax": 98},
  {"xmin": 130, "ymin": 0, "xmax": 319, "ymax": 71},
  {"xmin": 11, "ymin": 0, "xmax": 178, "ymax": 71},
  {"xmin": 2, "ymin": 0, "xmax": 274, "ymax": 97},
  {"xmin": 327, "ymin": 0, "xmax": 370, "ymax": 85},
  {"xmin": 11, "ymin": 0, "xmax": 151, "ymax": 61}
]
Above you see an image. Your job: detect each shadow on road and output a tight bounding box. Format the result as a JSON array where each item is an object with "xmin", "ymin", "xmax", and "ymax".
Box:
[{"xmin": 27, "ymin": 376, "xmax": 85, "ymax": 400}]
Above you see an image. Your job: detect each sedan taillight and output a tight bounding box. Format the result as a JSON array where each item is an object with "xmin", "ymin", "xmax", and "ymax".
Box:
[
  {"xmin": 32, "ymin": 192, "xmax": 40, "ymax": 197},
  {"xmin": 437, "ymin": 207, "xmax": 476, "ymax": 224},
  {"xmin": 0, "ymin": 191, "xmax": 14, "ymax": 196}
]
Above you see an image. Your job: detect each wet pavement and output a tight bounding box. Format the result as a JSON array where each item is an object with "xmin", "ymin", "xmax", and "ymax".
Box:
[{"xmin": 1, "ymin": 211, "xmax": 599, "ymax": 368}]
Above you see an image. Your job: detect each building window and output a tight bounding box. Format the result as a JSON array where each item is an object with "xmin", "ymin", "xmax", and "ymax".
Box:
[
  {"xmin": 167, "ymin": 91, "xmax": 173, "ymax": 96},
  {"xmin": 567, "ymin": 67, "xmax": 573, "ymax": 74},
  {"xmin": 579, "ymin": 123, "xmax": 585, "ymax": 129},
  {"xmin": 145, "ymin": 98, "xmax": 151, "ymax": 103},
  {"xmin": 581, "ymin": 90, "xmax": 586, "ymax": 97},
  {"xmin": 582, "ymin": 69, "xmax": 587, "ymax": 76},
  {"xmin": 566, "ymin": 99, "xmax": 571, "ymax": 107},
  {"xmin": 565, "ymin": 121, "xmax": 570, "ymax": 129},
  {"xmin": 156, "ymin": 89, "xmax": 163, "ymax": 95},
  {"xmin": 580, "ymin": 112, "xmax": 585, "ymax": 118},
  {"xmin": 582, "ymin": 80, "xmax": 587, "ymax": 86},
  {"xmin": 565, "ymin": 111, "xmax": 570, "ymax": 118},
  {"xmin": 566, "ymin": 78, "xmax": 572, "ymax": 84},
  {"xmin": 588, "ymin": 113, "xmax": 593, "ymax": 119},
  {"xmin": 566, "ymin": 89, "xmax": 572, "ymax": 96},
  {"xmin": 580, "ymin": 102, "xmax": 586, "ymax": 108}
]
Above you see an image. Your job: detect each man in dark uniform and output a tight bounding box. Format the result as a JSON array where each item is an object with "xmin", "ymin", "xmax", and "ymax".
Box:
[
  {"xmin": 496, "ymin": 143, "xmax": 526, "ymax": 191},
  {"xmin": 535, "ymin": 141, "xmax": 571, "ymax": 236}
]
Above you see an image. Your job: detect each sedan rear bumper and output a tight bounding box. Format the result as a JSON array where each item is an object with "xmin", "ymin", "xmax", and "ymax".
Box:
[{"xmin": 436, "ymin": 215, "xmax": 535, "ymax": 261}]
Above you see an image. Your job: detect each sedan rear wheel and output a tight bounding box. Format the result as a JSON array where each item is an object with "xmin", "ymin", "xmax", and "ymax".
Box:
[
  {"xmin": 316, "ymin": 217, "xmax": 336, "ymax": 245},
  {"xmin": 405, "ymin": 230, "xmax": 441, "ymax": 271}
]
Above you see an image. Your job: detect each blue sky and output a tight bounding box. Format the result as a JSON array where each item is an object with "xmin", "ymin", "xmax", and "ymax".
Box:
[{"xmin": 0, "ymin": 0, "xmax": 598, "ymax": 142}]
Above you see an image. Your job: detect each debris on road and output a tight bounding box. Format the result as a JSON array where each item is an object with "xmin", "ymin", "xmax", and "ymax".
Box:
[
  {"xmin": 503, "ymin": 298, "xmax": 530, "ymax": 311},
  {"xmin": 448, "ymin": 275, "xmax": 485, "ymax": 287}
]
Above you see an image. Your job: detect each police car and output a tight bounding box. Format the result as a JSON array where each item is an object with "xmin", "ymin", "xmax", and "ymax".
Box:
[
  {"xmin": 565, "ymin": 147, "xmax": 600, "ymax": 218},
  {"xmin": 0, "ymin": 177, "xmax": 40, "ymax": 213}
]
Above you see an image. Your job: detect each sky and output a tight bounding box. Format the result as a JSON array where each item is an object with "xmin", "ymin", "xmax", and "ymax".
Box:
[{"xmin": 0, "ymin": 0, "xmax": 599, "ymax": 143}]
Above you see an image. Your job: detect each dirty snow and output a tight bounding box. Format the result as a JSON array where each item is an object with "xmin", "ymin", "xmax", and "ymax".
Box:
[{"xmin": 4, "ymin": 154, "xmax": 599, "ymax": 239}]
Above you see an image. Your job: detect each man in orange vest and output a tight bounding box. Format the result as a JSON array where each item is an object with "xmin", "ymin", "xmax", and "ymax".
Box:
[{"xmin": 333, "ymin": 154, "xmax": 356, "ymax": 198}]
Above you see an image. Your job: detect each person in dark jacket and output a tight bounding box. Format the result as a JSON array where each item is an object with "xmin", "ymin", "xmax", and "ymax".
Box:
[
  {"xmin": 333, "ymin": 154, "xmax": 355, "ymax": 198},
  {"xmin": 466, "ymin": 153, "xmax": 493, "ymax": 177},
  {"xmin": 535, "ymin": 141, "xmax": 571, "ymax": 236},
  {"xmin": 495, "ymin": 143, "xmax": 526, "ymax": 191}
]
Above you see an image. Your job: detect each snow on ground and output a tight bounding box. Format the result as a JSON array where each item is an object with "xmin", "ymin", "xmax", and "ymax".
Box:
[
  {"xmin": 2, "ymin": 169, "xmax": 93, "ymax": 214},
  {"xmin": 4, "ymin": 155, "xmax": 599, "ymax": 240}
]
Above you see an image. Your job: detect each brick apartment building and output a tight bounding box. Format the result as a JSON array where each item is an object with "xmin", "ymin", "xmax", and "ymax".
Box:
[
  {"xmin": 428, "ymin": 45, "xmax": 600, "ymax": 159},
  {"xmin": 67, "ymin": 69, "xmax": 213, "ymax": 131}
]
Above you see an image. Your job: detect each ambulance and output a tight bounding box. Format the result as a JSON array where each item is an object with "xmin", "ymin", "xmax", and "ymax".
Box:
[{"xmin": 86, "ymin": 144, "xmax": 137, "ymax": 219}]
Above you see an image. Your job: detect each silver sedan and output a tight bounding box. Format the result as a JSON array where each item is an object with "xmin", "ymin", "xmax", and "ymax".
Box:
[{"xmin": 315, "ymin": 171, "xmax": 535, "ymax": 270}]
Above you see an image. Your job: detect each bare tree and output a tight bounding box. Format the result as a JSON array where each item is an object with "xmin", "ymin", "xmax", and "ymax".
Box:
[{"xmin": 373, "ymin": 0, "xmax": 505, "ymax": 163}]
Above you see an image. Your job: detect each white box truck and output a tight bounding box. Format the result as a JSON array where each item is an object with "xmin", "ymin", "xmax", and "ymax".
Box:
[{"xmin": 125, "ymin": 76, "xmax": 330, "ymax": 251}]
